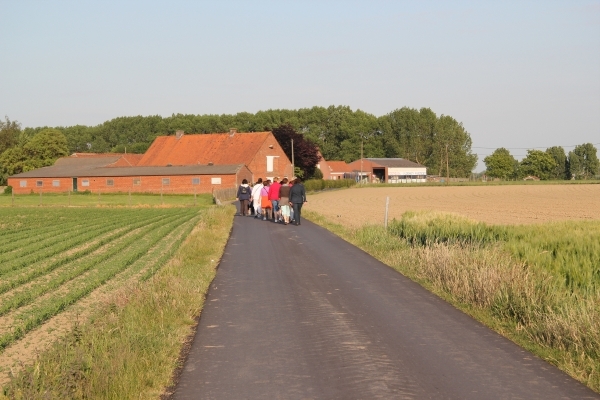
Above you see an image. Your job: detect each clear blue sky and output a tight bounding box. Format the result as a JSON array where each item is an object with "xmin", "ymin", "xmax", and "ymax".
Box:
[{"xmin": 1, "ymin": 0, "xmax": 599, "ymax": 170}]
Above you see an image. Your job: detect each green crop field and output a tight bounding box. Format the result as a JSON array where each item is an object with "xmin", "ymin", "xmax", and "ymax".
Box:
[{"xmin": 0, "ymin": 206, "xmax": 204, "ymax": 383}]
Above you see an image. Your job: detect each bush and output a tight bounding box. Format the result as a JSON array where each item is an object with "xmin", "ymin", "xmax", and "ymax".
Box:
[
  {"xmin": 312, "ymin": 168, "xmax": 323, "ymax": 180},
  {"xmin": 3, "ymin": 186, "xmax": 11, "ymax": 195},
  {"xmin": 304, "ymin": 179, "xmax": 325, "ymax": 191},
  {"xmin": 304, "ymin": 179, "xmax": 355, "ymax": 192}
]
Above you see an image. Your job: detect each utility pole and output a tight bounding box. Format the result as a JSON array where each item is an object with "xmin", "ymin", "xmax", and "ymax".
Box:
[
  {"xmin": 360, "ymin": 138, "xmax": 364, "ymax": 184},
  {"xmin": 291, "ymin": 139, "xmax": 295, "ymax": 178},
  {"xmin": 445, "ymin": 143, "xmax": 450, "ymax": 185}
]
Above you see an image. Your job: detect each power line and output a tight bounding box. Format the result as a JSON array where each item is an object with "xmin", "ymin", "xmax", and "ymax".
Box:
[
  {"xmin": 472, "ymin": 142, "xmax": 600, "ymax": 150},
  {"xmin": 475, "ymin": 153, "xmax": 529, "ymax": 157}
]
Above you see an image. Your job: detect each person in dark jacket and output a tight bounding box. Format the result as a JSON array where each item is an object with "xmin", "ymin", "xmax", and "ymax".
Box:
[
  {"xmin": 236, "ymin": 179, "xmax": 252, "ymax": 216},
  {"xmin": 288, "ymin": 178, "xmax": 307, "ymax": 225}
]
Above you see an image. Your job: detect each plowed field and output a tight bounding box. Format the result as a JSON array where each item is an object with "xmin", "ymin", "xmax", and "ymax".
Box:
[{"xmin": 305, "ymin": 184, "xmax": 600, "ymax": 227}]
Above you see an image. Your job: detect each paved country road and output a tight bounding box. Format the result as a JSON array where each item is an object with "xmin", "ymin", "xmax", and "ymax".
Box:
[{"xmin": 172, "ymin": 216, "xmax": 598, "ymax": 400}]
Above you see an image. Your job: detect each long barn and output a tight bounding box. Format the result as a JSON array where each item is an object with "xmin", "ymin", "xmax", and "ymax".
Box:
[{"xmin": 8, "ymin": 130, "xmax": 293, "ymax": 194}]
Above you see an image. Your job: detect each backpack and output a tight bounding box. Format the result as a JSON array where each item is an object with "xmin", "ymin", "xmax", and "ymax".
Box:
[{"xmin": 240, "ymin": 186, "xmax": 248, "ymax": 195}]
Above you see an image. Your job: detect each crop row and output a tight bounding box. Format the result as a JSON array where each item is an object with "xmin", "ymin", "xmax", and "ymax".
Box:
[
  {"xmin": 0, "ymin": 208, "xmax": 201, "ymax": 350},
  {"xmin": 0, "ymin": 210, "xmax": 169, "ymax": 280},
  {"xmin": 0, "ymin": 211, "xmax": 191, "ymax": 316},
  {"xmin": 0, "ymin": 212, "xmax": 111, "ymax": 255},
  {"xmin": 0, "ymin": 208, "xmax": 104, "ymax": 243},
  {"xmin": 0, "ymin": 208, "xmax": 188, "ymax": 273},
  {"xmin": 0, "ymin": 212, "xmax": 146, "ymax": 268},
  {"xmin": 0, "ymin": 210, "xmax": 190, "ymax": 297}
]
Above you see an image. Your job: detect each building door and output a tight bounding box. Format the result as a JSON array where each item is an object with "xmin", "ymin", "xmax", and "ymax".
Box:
[
  {"xmin": 373, "ymin": 168, "xmax": 385, "ymax": 182},
  {"xmin": 72, "ymin": 178, "xmax": 78, "ymax": 192}
]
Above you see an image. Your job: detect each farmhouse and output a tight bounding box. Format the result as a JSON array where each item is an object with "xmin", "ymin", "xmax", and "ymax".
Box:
[
  {"xmin": 348, "ymin": 158, "xmax": 427, "ymax": 183},
  {"xmin": 317, "ymin": 159, "xmax": 354, "ymax": 180},
  {"xmin": 8, "ymin": 130, "xmax": 292, "ymax": 194}
]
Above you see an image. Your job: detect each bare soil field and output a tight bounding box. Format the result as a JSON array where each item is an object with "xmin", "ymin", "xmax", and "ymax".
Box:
[{"xmin": 304, "ymin": 184, "xmax": 600, "ymax": 227}]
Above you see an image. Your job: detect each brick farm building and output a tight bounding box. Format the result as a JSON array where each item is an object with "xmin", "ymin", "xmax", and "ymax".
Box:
[{"xmin": 8, "ymin": 130, "xmax": 293, "ymax": 194}]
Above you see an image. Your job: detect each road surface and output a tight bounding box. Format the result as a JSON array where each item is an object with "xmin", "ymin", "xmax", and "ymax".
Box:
[{"xmin": 172, "ymin": 215, "xmax": 598, "ymax": 399}]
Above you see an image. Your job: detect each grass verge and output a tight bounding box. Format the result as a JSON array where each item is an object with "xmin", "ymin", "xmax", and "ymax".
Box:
[
  {"xmin": 1, "ymin": 205, "xmax": 234, "ymax": 399},
  {"xmin": 303, "ymin": 209, "xmax": 600, "ymax": 393}
]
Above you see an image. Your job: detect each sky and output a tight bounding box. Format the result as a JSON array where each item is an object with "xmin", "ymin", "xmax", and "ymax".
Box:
[{"xmin": 1, "ymin": 0, "xmax": 599, "ymax": 171}]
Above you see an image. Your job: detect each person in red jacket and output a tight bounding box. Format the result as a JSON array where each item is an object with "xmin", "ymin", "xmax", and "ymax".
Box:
[{"xmin": 268, "ymin": 177, "xmax": 282, "ymax": 222}]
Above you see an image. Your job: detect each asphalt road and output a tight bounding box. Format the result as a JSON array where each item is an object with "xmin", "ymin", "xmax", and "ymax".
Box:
[{"xmin": 172, "ymin": 215, "xmax": 598, "ymax": 400}]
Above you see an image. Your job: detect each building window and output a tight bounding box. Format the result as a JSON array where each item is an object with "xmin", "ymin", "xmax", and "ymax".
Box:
[
  {"xmin": 20, "ymin": 180, "xmax": 27, "ymax": 187},
  {"xmin": 82, "ymin": 179, "xmax": 90, "ymax": 187},
  {"xmin": 162, "ymin": 178, "xmax": 170, "ymax": 185},
  {"xmin": 106, "ymin": 179, "xmax": 114, "ymax": 186},
  {"xmin": 133, "ymin": 178, "xmax": 141, "ymax": 186},
  {"xmin": 211, "ymin": 177, "xmax": 221, "ymax": 184},
  {"xmin": 36, "ymin": 181, "xmax": 43, "ymax": 187},
  {"xmin": 266, "ymin": 156, "xmax": 275, "ymax": 172},
  {"xmin": 52, "ymin": 180, "xmax": 60, "ymax": 187},
  {"xmin": 192, "ymin": 177, "xmax": 200, "ymax": 185}
]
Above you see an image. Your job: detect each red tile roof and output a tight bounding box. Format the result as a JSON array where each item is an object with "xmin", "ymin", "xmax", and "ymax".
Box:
[
  {"xmin": 327, "ymin": 161, "xmax": 353, "ymax": 173},
  {"xmin": 138, "ymin": 132, "xmax": 272, "ymax": 167},
  {"xmin": 107, "ymin": 154, "xmax": 144, "ymax": 167},
  {"xmin": 71, "ymin": 153, "xmax": 120, "ymax": 158},
  {"xmin": 69, "ymin": 153, "xmax": 143, "ymax": 167},
  {"xmin": 12, "ymin": 159, "xmax": 245, "ymax": 178}
]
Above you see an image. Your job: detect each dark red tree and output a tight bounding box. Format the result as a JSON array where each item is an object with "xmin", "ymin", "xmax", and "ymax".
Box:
[{"xmin": 272, "ymin": 123, "xmax": 320, "ymax": 179}]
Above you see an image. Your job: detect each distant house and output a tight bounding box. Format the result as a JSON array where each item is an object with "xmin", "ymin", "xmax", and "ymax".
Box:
[
  {"xmin": 8, "ymin": 129, "xmax": 292, "ymax": 194},
  {"xmin": 347, "ymin": 158, "xmax": 427, "ymax": 183},
  {"xmin": 317, "ymin": 157, "xmax": 354, "ymax": 180}
]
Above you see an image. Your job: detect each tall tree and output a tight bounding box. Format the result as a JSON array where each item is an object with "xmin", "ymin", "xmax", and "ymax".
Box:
[
  {"xmin": 484, "ymin": 148, "xmax": 517, "ymax": 179},
  {"xmin": 0, "ymin": 147, "xmax": 28, "ymax": 185},
  {"xmin": 432, "ymin": 115, "xmax": 477, "ymax": 177},
  {"xmin": 568, "ymin": 143, "xmax": 599, "ymax": 180},
  {"xmin": 379, "ymin": 108, "xmax": 476, "ymax": 176},
  {"xmin": 545, "ymin": 146, "xmax": 568, "ymax": 180},
  {"xmin": 0, "ymin": 116, "xmax": 21, "ymax": 155},
  {"xmin": 23, "ymin": 129, "xmax": 69, "ymax": 162},
  {"xmin": 519, "ymin": 150, "xmax": 557, "ymax": 180},
  {"xmin": 272, "ymin": 123, "xmax": 320, "ymax": 179},
  {"xmin": 0, "ymin": 129, "xmax": 69, "ymax": 185},
  {"xmin": 12, "ymin": 106, "xmax": 478, "ymax": 176}
]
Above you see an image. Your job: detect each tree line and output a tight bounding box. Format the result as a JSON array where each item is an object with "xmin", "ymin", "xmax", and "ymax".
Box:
[
  {"xmin": 483, "ymin": 144, "xmax": 599, "ymax": 180},
  {"xmin": 0, "ymin": 106, "xmax": 479, "ymax": 185}
]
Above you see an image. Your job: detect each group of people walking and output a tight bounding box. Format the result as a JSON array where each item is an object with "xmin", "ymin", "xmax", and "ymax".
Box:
[{"xmin": 236, "ymin": 177, "xmax": 307, "ymax": 226}]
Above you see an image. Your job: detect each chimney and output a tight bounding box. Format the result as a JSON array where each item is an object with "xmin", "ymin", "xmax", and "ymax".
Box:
[
  {"xmin": 176, "ymin": 130, "xmax": 184, "ymax": 139},
  {"xmin": 229, "ymin": 128, "xmax": 237, "ymax": 137}
]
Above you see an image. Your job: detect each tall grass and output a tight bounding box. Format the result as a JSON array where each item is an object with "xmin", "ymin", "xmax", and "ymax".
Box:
[
  {"xmin": 2, "ymin": 206, "xmax": 234, "ymax": 399},
  {"xmin": 305, "ymin": 210, "xmax": 600, "ymax": 392},
  {"xmin": 389, "ymin": 211, "xmax": 600, "ymax": 291}
]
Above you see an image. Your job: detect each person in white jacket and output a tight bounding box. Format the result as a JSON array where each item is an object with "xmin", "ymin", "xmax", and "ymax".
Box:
[{"xmin": 251, "ymin": 178, "xmax": 264, "ymax": 218}]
